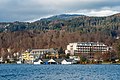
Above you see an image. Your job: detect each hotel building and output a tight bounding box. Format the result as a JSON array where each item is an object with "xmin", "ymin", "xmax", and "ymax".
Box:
[{"xmin": 65, "ymin": 42, "xmax": 111, "ymax": 60}]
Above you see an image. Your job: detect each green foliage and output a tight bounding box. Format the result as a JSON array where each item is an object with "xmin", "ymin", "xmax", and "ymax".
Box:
[{"xmin": 80, "ymin": 56, "xmax": 87, "ymax": 62}]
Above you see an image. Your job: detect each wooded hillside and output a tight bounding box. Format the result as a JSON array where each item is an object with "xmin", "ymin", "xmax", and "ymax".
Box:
[{"xmin": 0, "ymin": 13, "xmax": 120, "ymax": 58}]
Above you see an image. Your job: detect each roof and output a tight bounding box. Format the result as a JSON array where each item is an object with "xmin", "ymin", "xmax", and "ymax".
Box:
[
  {"xmin": 28, "ymin": 48, "xmax": 58, "ymax": 54},
  {"xmin": 61, "ymin": 59, "xmax": 73, "ymax": 62},
  {"xmin": 42, "ymin": 59, "xmax": 50, "ymax": 62},
  {"xmin": 55, "ymin": 59, "xmax": 64, "ymax": 63},
  {"xmin": 66, "ymin": 59, "xmax": 73, "ymax": 62},
  {"xmin": 34, "ymin": 58, "xmax": 43, "ymax": 62},
  {"xmin": 69, "ymin": 42, "xmax": 107, "ymax": 46},
  {"xmin": 48, "ymin": 59, "xmax": 56, "ymax": 62},
  {"xmin": 78, "ymin": 42, "xmax": 105, "ymax": 46},
  {"xmin": 34, "ymin": 58, "xmax": 74, "ymax": 63}
]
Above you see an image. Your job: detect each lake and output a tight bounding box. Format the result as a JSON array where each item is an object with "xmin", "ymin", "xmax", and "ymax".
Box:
[{"xmin": 0, "ymin": 64, "xmax": 120, "ymax": 80}]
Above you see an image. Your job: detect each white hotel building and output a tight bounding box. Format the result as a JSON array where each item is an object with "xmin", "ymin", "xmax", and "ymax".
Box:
[{"xmin": 65, "ymin": 42, "xmax": 111, "ymax": 60}]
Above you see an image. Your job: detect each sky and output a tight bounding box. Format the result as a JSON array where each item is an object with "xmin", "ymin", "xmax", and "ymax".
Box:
[{"xmin": 0, "ymin": 0, "xmax": 120, "ymax": 22}]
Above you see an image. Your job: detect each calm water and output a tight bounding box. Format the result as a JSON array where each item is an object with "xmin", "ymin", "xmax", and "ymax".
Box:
[{"xmin": 0, "ymin": 64, "xmax": 120, "ymax": 80}]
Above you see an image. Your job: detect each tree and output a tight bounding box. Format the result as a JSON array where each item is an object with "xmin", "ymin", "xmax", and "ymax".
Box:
[{"xmin": 58, "ymin": 47, "xmax": 64, "ymax": 54}]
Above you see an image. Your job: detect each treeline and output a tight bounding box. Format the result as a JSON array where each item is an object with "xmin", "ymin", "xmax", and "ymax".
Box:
[{"xmin": 0, "ymin": 30, "xmax": 118, "ymax": 55}]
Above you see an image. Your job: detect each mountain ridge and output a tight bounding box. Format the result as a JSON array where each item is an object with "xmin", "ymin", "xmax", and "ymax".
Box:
[
  {"xmin": 0, "ymin": 13, "xmax": 120, "ymax": 33},
  {"xmin": 34, "ymin": 13, "xmax": 120, "ymax": 22}
]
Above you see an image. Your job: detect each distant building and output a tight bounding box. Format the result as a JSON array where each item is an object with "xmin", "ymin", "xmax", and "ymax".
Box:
[
  {"xmin": 65, "ymin": 42, "xmax": 112, "ymax": 60},
  {"xmin": 22, "ymin": 51, "xmax": 34, "ymax": 63},
  {"xmin": 22, "ymin": 48, "xmax": 59, "ymax": 63},
  {"xmin": 33, "ymin": 58, "xmax": 74, "ymax": 64},
  {"xmin": 0, "ymin": 57, "xmax": 3, "ymax": 63},
  {"xmin": 29, "ymin": 48, "xmax": 59, "ymax": 60}
]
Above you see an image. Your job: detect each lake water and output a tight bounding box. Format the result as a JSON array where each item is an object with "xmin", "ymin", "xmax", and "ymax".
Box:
[{"xmin": 0, "ymin": 64, "xmax": 120, "ymax": 80}]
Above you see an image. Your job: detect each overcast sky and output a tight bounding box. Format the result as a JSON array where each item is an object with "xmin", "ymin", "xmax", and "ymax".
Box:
[{"xmin": 0, "ymin": 0, "xmax": 120, "ymax": 22}]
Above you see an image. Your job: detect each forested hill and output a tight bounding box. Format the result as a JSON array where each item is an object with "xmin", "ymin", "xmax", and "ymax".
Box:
[
  {"xmin": 0, "ymin": 13, "xmax": 120, "ymax": 55},
  {"xmin": 0, "ymin": 13, "xmax": 120, "ymax": 35}
]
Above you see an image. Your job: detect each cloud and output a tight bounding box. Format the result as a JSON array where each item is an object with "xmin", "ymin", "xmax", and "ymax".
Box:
[
  {"xmin": 69, "ymin": 6, "xmax": 120, "ymax": 17},
  {"xmin": 0, "ymin": 0, "xmax": 120, "ymax": 22},
  {"xmin": 86, "ymin": 10, "xmax": 119, "ymax": 17}
]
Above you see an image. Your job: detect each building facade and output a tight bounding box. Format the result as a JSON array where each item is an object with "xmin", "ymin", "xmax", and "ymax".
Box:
[
  {"xmin": 65, "ymin": 42, "xmax": 111, "ymax": 60},
  {"xmin": 22, "ymin": 51, "xmax": 34, "ymax": 63},
  {"xmin": 29, "ymin": 48, "xmax": 58, "ymax": 60},
  {"xmin": 22, "ymin": 48, "xmax": 58, "ymax": 63}
]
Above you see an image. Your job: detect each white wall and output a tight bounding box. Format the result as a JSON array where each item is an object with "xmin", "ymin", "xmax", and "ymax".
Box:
[{"xmin": 66, "ymin": 43, "xmax": 78, "ymax": 55}]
